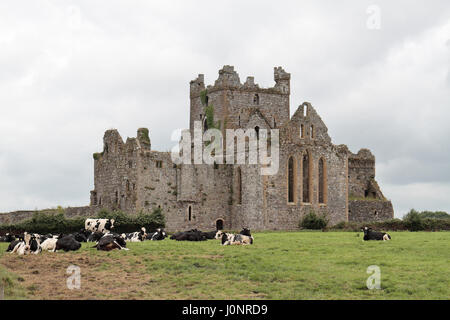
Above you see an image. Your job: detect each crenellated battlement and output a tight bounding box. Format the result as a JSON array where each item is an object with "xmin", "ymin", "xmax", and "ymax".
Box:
[{"xmin": 190, "ymin": 65, "xmax": 291, "ymax": 98}]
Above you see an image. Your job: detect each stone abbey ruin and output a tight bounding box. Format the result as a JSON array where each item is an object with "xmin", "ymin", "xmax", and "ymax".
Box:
[{"xmin": 0, "ymin": 66, "xmax": 393, "ymax": 230}]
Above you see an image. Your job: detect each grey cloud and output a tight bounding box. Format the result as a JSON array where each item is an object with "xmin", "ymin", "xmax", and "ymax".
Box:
[{"xmin": 1, "ymin": 0, "xmax": 450, "ymax": 217}]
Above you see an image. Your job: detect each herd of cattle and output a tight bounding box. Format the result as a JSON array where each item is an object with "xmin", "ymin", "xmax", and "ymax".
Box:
[
  {"xmin": 0, "ymin": 218, "xmax": 391, "ymax": 256},
  {"xmin": 0, "ymin": 218, "xmax": 256, "ymax": 256}
]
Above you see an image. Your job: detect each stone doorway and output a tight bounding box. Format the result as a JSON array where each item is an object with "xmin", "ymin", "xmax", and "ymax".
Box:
[{"xmin": 216, "ymin": 219, "xmax": 224, "ymax": 230}]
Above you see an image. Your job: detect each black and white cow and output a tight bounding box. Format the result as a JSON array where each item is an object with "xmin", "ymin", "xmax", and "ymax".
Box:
[
  {"xmin": 361, "ymin": 227, "xmax": 391, "ymax": 241},
  {"xmin": 239, "ymin": 228, "xmax": 252, "ymax": 237},
  {"xmin": 220, "ymin": 232, "xmax": 254, "ymax": 246},
  {"xmin": 93, "ymin": 233, "xmax": 129, "ymax": 251},
  {"xmin": 149, "ymin": 228, "xmax": 167, "ymax": 241},
  {"xmin": 85, "ymin": 218, "xmax": 115, "ymax": 234},
  {"xmin": 9, "ymin": 233, "xmax": 42, "ymax": 255},
  {"xmin": 55, "ymin": 235, "xmax": 82, "ymax": 252},
  {"xmin": 123, "ymin": 227, "xmax": 147, "ymax": 242}
]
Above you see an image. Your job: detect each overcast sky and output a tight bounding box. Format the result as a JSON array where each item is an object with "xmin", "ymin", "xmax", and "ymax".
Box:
[{"xmin": 0, "ymin": 1, "xmax": 449, "ymax": 218}]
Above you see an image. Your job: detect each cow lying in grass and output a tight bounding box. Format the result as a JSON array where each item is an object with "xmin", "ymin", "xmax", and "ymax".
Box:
[
  {"xmin": 93, "ymin": 233, "xmax": 129, "ymax": 251},
  {"xmin": 55, "ymin": 235, "xmax": 82, "ymax": 252},
  {"xmin": 215, "ymin": 228, "xmax": 252, "ymax": 240},
  {"xmin": 220, "ymin": 232, "xmax": 254, "ymax": 245},
  {"xmin": 40, "ymin": 238, "xmax": 58, "ymax": 252},
  {"xmin": 123, "ymin": 227, "xmax": 147, "ymax": 242},
  {"xmin": 149, "ymin": 228, "xmax": 167, "ymax": 241},
  {"xmin": 170, "ymin": 229, "xmax": 208, "ymax": 241},
  {"xmin": 361, "ymin": 227, "xmax": 391, "ymax": 241},
  {"xmin": 8, "ymin": 233, "xmax": 42, "ymax": 255}
]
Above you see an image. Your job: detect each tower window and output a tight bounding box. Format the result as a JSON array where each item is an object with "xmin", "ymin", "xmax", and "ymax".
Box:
[
  {"xmin": 253, "ymin": 94, "xmax": 259, "ymax": 105},
  {"xmin": 255, "ymin": 126, "xmax": 260, "ymax": 139},
  {"xmin": 156, "ymin": 161, "xmax": 163, "ymax": 168},
  {"xmin": 310, "ymin": 125, "xmax": 314, "ymax": 138}
]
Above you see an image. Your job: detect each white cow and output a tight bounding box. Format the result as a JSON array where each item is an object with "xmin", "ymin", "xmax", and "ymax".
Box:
[{"xmin": 40, "ymin": 238, "xmax": 58, "ymax": 252}]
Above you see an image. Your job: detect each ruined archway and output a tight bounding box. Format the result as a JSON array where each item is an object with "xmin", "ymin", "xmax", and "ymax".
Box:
[{"xmin": 216, "ymin": 219, "xmax": 224, "ymax": 230}]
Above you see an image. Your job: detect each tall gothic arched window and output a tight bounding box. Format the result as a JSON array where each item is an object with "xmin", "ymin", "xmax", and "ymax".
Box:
[
  {"xmin": 288, "ymin": 156, "xmax": 295, "ymax": 203},
  {"xmin": 302, "ymin": 153, "xmax": 310, "ymax": 203},
  {"xmin": 318, "ymin": 158, "xmax": 326, "ymax": 204},
  {"xmin": 237, "ymin": 168, "xmax": 242, "ymax": 204}
]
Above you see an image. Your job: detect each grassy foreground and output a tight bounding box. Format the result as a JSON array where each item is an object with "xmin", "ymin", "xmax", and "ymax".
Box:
[{"xmin": 0, "ymin": 231, "xmax": 449, "ymax": 300}]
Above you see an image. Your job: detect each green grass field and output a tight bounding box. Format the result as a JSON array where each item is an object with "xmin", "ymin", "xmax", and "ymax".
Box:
[{"xmin": 0, "ymin": 231, "xmax": 449, "ymax": 300}]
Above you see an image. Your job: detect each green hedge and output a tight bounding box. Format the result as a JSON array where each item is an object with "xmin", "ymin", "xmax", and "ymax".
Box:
[
  {"xmin": 331, "ymin": 217, "xmax": 450, "ymax": 232},
  {"xmin": 0, "ymin": 208, "xmax": 165, "ymax": 235},
  {"xmin": 299, "ymin": 211, "xmax": 328, "ymax": 230}
]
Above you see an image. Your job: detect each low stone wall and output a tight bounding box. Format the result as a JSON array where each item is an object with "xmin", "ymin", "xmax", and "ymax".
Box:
[
  {"xmin": 0, "ymin": 206, "xmax": 100, "ymax": 225},
  {"xmin": 348, "ymin": 199, "xmax": 394, "ymax": 222}
]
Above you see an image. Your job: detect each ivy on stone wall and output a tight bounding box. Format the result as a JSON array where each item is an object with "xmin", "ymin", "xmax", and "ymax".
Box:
[
  {"xmin": 93, "ymin": 152, "xmax": 103, "ymax": 160},
  {"xmin": 138, "ymin": 128, "xmax": 151, "ymax": 145}
]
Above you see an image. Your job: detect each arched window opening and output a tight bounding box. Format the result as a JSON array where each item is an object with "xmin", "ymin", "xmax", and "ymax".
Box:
[
  {"xmin": 303, "ymin": 104, "xmax": 308, "ymax": 117},
  {"xmin": 302, "ymin": 154, "xmax": 310, "ymax": 203},
  {"xmin": 310, "ymin": 125, "xmax": 314, "ymax": 139},
  {"xmin": 255, "ymin": 126, "xmax": 260, "ymax": 139},
  {"xmin": 205, "ymin": 95, "xmax": 209, "ymax": 105},
  {"xmin": 253, "ymin": 94, "xmax": 259, "ymax": 105},
  {"xmin": 237, "ymin": 168, "xmax": 242, "ymax": 204},
  {"xmin": 318, "ymin": 158, "xmax": 326, "ymax": 204},
  {"xmin": 216, "ymin": 219, "xmax": 224, "ymax": 230},
  {"xmin": 203, "ymin": 117, "xmax": 208, "ymax": 133},
  {"xmin": 288, "ymin": 156, "xmax": 295, "ymax": 203}
]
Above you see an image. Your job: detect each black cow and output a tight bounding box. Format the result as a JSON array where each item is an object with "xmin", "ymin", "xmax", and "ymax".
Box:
[
  {"xmin": 72, "ymin": 229, "xmax": 90, "ymax": 243},
  {"xmin": 6, "ymin": 239, "xmax": 21, "ymax": 252},
  {"xmin": 361, "ymin": 227, "xmax": 391, "ymax": 241},
  {"xmin": 87, "ymin": 231, "xmax": 104, "ymax": 242},
  {"xmin": 55, "ymin": 235, "xmax": 82, "ymax": 252},
  {"xmin": 239, "ymin": 228, "xmax": 252, "ymax": 237},
  {"xmin": 170, "ymin": 229, "xmax": 207, "ymax": 241},
  {"xmin": 93, "ymin": 233, "xmax": 128, "ymax": 251},
  {"xmin": 199, "ymin": 230, "xmax": 222, "ymax": 239},
  {"xmin": 0, "ymin": 233, "xmax": 16, "ymax": 242}
]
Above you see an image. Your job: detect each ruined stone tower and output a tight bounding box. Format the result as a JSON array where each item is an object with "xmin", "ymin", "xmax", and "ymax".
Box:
[{"xmin": 89, "ymin": 66, "xmax": 394, "ymax": 231}]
